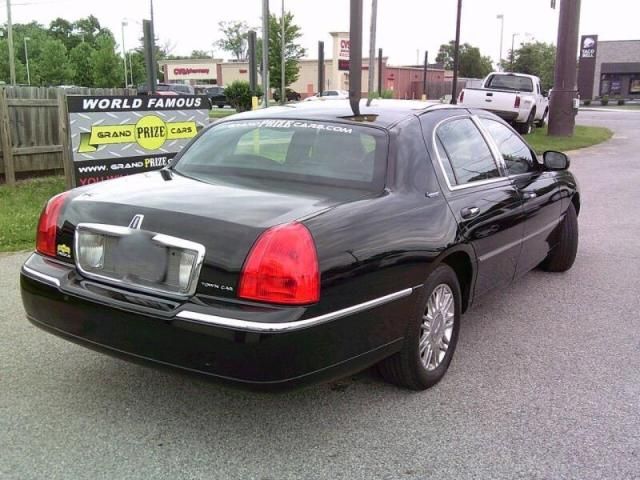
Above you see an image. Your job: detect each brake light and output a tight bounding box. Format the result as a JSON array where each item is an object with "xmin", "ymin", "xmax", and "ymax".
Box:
[
  {"xmin": 514, "ymin": 95, "xmax": 521, "ymax": 108},
  {"xmin": 36, "ymin": 192, "xmax": 69, "ymax": 257},
  {"xmin": 459, "ymin": 90, "xmax": 464, "ymax": 103},
  {"xmin": 238, "ymin": 222, "xmax": 320, "ymax": 305}
]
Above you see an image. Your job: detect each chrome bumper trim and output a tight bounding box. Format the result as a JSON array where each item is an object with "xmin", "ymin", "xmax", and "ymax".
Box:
[
  {"xmin": 175, "ymin": 287, "xmax": 415, "ymax": 333},
  {"xmin": 22, "ymin": 264, "xmax": 61, "ymax": 288}
]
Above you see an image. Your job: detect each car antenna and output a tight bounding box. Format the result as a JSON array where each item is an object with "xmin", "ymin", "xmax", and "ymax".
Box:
[{"xmin": 349, "ymin": 0, "xmax": 363, "ymax": 116}]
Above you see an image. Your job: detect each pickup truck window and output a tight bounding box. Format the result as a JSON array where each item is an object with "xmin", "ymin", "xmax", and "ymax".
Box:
[
  {"xmin": 480, "ymin": 118, "xmax": 536, "ymax": 175},
  {"xmin": 485, "ymin": 74, "xmax": 534, "ymax": 93},
  {"xmin": 435, "ymin": 118, "xmax": 501, "ymax": 186}
]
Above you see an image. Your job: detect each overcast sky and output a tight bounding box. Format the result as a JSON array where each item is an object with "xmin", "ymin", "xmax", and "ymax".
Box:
[{"xmin": 8, "ymin": 0, "xmax": 639, "ymax": 65}]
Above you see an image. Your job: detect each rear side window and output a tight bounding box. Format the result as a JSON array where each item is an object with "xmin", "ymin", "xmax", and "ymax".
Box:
[
  {"xmin": 175, "ymin": 119, "xmax": 388, "ymax": 190},
  {"xmin": 485, "ymin": 74, "xmax": 534, "ymax": 92},
  {"xmin": 435, "ymin": 118, "xmax": 501, "ymax": 187},
  {"xmin": 480, "ymin": 118, "xmax": 536, "ymax": 175}
]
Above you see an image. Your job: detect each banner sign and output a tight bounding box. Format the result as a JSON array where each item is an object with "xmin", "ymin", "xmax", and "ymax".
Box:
[{"xmin": 67, "ymin": 95, "xmax": 209, "ymax": 186}]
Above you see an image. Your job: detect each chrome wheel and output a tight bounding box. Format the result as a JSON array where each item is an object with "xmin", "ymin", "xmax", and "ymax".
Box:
[{"xmin": 419, "ymin": 283, "xmax": 455, "ymax": 371}]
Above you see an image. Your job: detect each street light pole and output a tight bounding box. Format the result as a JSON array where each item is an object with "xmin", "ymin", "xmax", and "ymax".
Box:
[
  {"xmin": 121, "ymin": 20, "xmax": 128, "ymax": 88},
  {"xmin": 262, "ymin": 0, "xmax": 269, "ymax": 108},
  {"xmin": 281, "ymin": 0, "xmax": 286, "ymax": 105},
  {"xmin": 496, "ymin": 14, "xmax": 504, "ymax": 71},
  {"xmin": 6, "ymin": 0, "xmax": 16, "ymax": 85},
  {"xmin": 24, "ymin": 37, "xmax": 30, "ymax": 85},
  {"xmin": 367, "ymin": 0, "xmax": 378, "ymax": 102},
  {"xmin": 510, "ymin": 32, "xmax": 520, "ymax": 71}
]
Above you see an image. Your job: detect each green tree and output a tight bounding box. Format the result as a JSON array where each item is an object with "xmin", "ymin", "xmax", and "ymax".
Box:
[
  {"xmin": 0, "ymin": 40, "xmax": 27, "ymax": 84},
  {"xmin": 258, "ymin": 11, "xmax": 305, "ymax": 90},
  {"xmin": 507, "ymin": 42, "xmax": 556, "ymax": 91},
  {"xmin": 36, "ymin": 39, "xmax": 74, "ymax": 85},
  {"xmin": 436, "ymin": 41, "xmax": 494, "ymax": 78},
  {"xmin": 190, "ymin": 49, "xmax": 212, "ymax": 59},
  {"xmin": 216, "ymin": 21, "xmax": 250, "ymax": 61},
  {"xmin": 69, "ymin": 42, "xmax": 95, "ymax": 86},
  {"xmin": 128, "ymin": 51, "xmax": 147, "ymax": 87},
  {"xmin": 49, "ymin": 18, "xmax": 78, "ymax": 51},
  {"xmin": 91, "ymin": 36, "xmax": 122, "ymax": 87}
]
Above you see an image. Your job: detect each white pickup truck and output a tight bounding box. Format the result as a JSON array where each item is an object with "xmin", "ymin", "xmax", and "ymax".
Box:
[{"xmin": 458, "ymin": 72, "xmax": 549, "ymax": 134}]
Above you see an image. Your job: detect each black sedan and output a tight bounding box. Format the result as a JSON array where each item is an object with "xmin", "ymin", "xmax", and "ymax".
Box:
[{"xmin": 21, "ymin": 100, "xmax": 580, "ymax": 390}]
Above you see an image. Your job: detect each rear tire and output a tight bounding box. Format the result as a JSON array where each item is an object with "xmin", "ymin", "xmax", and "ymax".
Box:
[
  {"xmin": 540, "ymin": 203, "xmax": 579, "ymax": 272},
  {"xmin": 536, "ymin": 108, "xmax": 548, "ymax": 128},
  {"xmin": 378, "ymin": 264, "xmax": 461, "ymax": 390},
  {"xmin": 516, "ymin": 108, "xmax": 536, "ymax": 135}
]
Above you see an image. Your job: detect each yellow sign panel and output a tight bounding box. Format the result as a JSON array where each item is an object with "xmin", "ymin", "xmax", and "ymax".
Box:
[{"xmin": 78, "ymin": 115, "xmax": 198, "ymax": 153}]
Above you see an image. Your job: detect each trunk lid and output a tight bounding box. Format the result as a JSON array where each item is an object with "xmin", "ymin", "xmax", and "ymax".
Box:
[{"xmin": 59, "ymin": 170, "xmax": 373, "ymax": 299}]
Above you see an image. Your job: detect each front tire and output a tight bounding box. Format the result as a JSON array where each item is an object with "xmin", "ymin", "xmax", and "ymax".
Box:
[
  {"xmin": 540, "ymin": 203, "xmax": 579, "ymax": 272},
  {"xmin": 378, "ymin": 264, "xmax": 461, "ymax": 390}
]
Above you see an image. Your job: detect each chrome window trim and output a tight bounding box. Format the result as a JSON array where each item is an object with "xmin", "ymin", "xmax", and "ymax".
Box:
[
  {"xmin": 431, "ymin": 114, "xmax": 507, "ymax": 192},
  {"xmin": 74, "ymin": 223, "xmax": 206, "ymax": 300},
  {"xmin": 176, "ymin": 287, "xmax": 415, "ymax": 333}
]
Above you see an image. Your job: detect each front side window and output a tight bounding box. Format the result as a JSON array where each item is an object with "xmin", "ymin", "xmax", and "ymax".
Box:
[
  {"xmin": 174, "ymin": 119, "xmax": 387, "ymax": 190},
  {"xmin": 480, "ymin": 118, "xmax": 536, "ymax": 175},
  {"xmin": 435, "ymin": 118, "xmax": 501, "ymax": 186}
]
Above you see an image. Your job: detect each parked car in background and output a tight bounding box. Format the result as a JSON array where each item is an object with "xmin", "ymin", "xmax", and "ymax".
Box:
[
  {"xmin": 273, "ymin": 88, "xmax": 301, "ymax": 103},
  {"xmin": 458, "ymin": 72, "xmax": 549, "ymax": 134},
  {"xmin": 21, "ymin": 100, "xmax": 579, "ymax": 391},
  {"xmin": 204, "ymin": 86, "xmax": 228, "ymax": 108},
  {"xmin": 138, "ymin": 83, "xmax": 196, "ymax": 96},
  {"xmin": 304, "ymin": 89, "xmax": 349, "ymax": 101}
]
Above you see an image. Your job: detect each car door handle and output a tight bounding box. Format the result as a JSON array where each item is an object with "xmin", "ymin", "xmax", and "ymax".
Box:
[
  {"xmin": 460, "ymin": 207, "xmax": 480, "ymax": 219},
  {"xmin": 522, "ymin": 191, "xmax": 537, "ymax": 200}
]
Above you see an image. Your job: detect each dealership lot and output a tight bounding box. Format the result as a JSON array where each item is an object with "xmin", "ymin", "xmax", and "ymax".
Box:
[{"xmin": 1, "ymin": 110, "xmax": 639, "ymax": 479}]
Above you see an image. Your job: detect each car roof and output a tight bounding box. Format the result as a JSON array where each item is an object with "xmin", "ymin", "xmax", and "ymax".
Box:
[{"xmin": 222, "ymin": 99, "xmax": 467, "ymax": 129}]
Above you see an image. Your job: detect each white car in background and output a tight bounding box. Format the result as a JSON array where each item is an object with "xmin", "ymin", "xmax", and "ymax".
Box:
[{"xmin": 304, "ymin": 89, "xmax": 349, "ymax": 101}]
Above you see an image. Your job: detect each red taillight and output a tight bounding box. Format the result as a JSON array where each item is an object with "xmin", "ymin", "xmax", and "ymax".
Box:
[
  {"xmin": 36, "ymin": 192, "xmax": 68, "ymax": 257},
  {"xmin": 514, "ymin": 95, "xmax": 521, "ymax": 108},
  {"xmin": 238, "ymin": 222, "xmax": 320, "ymax": 305},
  {"xmin": 459, "ymin": 90, "xmax": 464, "ymax": 103}
]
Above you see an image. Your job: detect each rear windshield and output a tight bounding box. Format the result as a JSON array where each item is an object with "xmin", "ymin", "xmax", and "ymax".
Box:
[
  {"xmin": 485, "ymin": 74, "xmax": 534, "ymax": 92},
  {"xmin": 174, "ymin": 119, "xmax": 388, "ymax": 190}
]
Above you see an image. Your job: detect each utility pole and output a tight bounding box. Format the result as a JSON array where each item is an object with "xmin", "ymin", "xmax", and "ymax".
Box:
[
  {"xmin": 349, "ymin": 0, "xmax": 363, "ymax": 116},
  {"xmin": 422, "ymin": 51, "xmax": 428, "ymax": 100},
  {"xmin": 148, "ymin": 1, "xmax": 157, "ymax": 93},
  {"xmin": 6, "ymin": 0, "xmax": 16, "ymax": 85},
  {"xmin": 318, "ymin": 41, "xmax": 325, "ymax": 95},
  {"xmin": 377, "ymin": 47, "xmax": 383, "ymax": 96},
  {"xmin": 367, "ymin": 0, "xmax": 377, "ymax": 101},
  {"xmin": 496, "ymin": 14, "xmax": 504, "ymax": 71},
  {"xmin": 548, "ymin": 0, "xmax": 582, "ymax": 136},
  {"xmin": 121, "ymin": 20, "xmax": 128, "ymax": 88},
  {"xmin": 262, "ymin": 0, "xmax": 270, "ymax": 108},
  {"xmin": 450, "ymin": 0, "xmax": 462, "ymax": 104},
  {"xmin": 280, "ymin": 0, "xmax": 286, "ymax": 105}
]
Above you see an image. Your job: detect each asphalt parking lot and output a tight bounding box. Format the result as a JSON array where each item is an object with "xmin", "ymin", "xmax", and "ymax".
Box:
[{"xmin": 1, "ymin": 110, "xmax": 639, "ymax": 480}]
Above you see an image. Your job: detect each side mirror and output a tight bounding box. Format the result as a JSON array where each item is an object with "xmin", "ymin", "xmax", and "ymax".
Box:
[{"xmin": 543, "ymin": 151, "xmax": 570, "ymax": 170}]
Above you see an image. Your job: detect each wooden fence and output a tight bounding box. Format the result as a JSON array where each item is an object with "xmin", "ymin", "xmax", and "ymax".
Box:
[{"xmin": 0, "ymin": 86, "xmax": 135, "ymax": 187}]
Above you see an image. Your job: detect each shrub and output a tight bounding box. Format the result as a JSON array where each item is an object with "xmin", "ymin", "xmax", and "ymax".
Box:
[
  {"xmin": 618, "ymin": 98, "xmax": 625, "ymax": 106},
  {"xmin": 583, "ymin": 99, "xmax": 591, "ymax": 106},
  {"xmin": 368, "ymin": 89, "xmax": 394, "ymax": 100},
  {"xmin": 225, "ymin": 81, "xmax": 263, "ymax": 112},
  {"xmin": 600, "ymin": 95, "xmax": 609, "ymax": 106}
]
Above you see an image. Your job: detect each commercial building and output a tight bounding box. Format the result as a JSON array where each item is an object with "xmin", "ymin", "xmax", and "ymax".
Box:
[
  {"xmin": 158, "ymin": 32, "xmax": 448, "ymax": 100},
  {"xmin": 578, "ymin": 35, "xmax": 640, "ymax": 100}
]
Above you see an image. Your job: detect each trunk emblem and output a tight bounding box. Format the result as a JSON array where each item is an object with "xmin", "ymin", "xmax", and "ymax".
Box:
[{"xmin": 128, "ymin": 214, "xmax": 144, "ymax": 230}]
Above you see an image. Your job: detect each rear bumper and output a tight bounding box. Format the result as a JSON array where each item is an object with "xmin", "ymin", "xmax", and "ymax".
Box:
[{"xmin": 20, "ymin": 253, "xmax": 414, "ymax": 389}]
